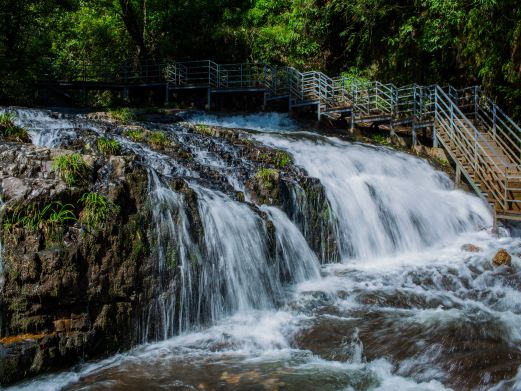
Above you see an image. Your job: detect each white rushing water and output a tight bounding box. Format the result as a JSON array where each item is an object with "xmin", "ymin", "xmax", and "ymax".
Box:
[
  {"xmin": 5, "ymin": 109, "xmax": 521, "ymax": 390},
  {"xmin": 253, "ymin": 133, "xmax": 492, "ymax": 260},
  {"xmin": 181, "ymin": 111, "xmax": 301, "ymax": 132}
]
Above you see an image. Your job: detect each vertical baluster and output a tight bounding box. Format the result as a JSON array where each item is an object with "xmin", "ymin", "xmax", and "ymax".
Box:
[
  {"xmin": 492, "ymin": 104, "xmax": 497, "ymax": 141},
  {"xmin": 433, "ymin": 89, "xmax": 439, "ymax": 148}
]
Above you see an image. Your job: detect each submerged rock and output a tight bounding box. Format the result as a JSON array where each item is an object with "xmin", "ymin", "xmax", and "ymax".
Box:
[
  {"xmin": 461, "ymin": 244, "xmax": 481, "ymax": 253},
  {"xmin": 492, "ymin": 249, "xmax": 512, "ymax": 267}
]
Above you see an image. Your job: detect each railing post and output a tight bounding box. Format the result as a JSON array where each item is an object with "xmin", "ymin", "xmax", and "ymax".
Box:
[
  {"xmin": 504, "ymin": 176, "xmax": 508, "ymax": 211},
  {"xmin": 474, "ymin": 86, "xmax": 479, "ymax": 120},
  {"xmin": 450, "ymin": 97, "xmax": 455, "ymax": 140},
  {"xmin": 433, "ymin": 89, "xmax": 439, "ymax": 147},
  {"xmin": 474, "ymin": 128, "xmax": 478, "ymax": 171},
  {"xmin": 492, "ymin": 104, "xmax": 497, "ymax": 140}
]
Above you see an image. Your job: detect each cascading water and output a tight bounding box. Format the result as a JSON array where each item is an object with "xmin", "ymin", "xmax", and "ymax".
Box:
[
  {"xmin": 5, "ymin": 109, "xmax": 521, "ymax": 391},
  {"xmin": 253, "ymin": 133, "xmax": 492, "ymax": 260}
]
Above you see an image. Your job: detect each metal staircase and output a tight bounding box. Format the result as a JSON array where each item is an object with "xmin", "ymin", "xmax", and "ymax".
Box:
[{"xmin": 164, "ymin": 60, "xmax": 521, "ymax": 221}]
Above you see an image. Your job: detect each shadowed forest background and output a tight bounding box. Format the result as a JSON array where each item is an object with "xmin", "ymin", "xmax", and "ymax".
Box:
[{"xmin": 1, "ymin": 0, "xmax": 520, "ymax": 118}]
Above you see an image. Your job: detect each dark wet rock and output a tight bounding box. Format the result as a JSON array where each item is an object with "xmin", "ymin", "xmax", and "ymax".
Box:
[
  {"xmin": 0, "ymin": 142, "xmax": 159, "ymax": 385},
  {"xmin": 462, "ymin": 243, "xmax": 481, "ymax": 253},
  {"xmin": 492, "ymin": 249, "xmax": 512, "ymax": 267}
]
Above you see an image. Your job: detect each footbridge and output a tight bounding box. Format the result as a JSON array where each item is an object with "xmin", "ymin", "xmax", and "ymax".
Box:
[{"xmin": 41, "ymin": 59, "xmax": 521, "ymax": 221}]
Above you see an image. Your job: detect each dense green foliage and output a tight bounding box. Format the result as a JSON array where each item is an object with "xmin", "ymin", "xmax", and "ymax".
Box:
[{"xmin": 1, "ymin": 0, "xmax": 520, "ymax": 117}]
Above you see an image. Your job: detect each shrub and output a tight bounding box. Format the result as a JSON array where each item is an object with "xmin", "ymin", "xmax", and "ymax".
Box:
[
  {"xmin": 79, "ymin": 192, "xmax": 120, "ymax": 229},
  {"xmin": 370, "ymin": 134, "xmax": 390, "ymax": 145},
  {"xmin": 52, "ymin": 153, "xmax": 90, "ymax": 186},
  {"xmin": 0, "ymin": 112, "xmax": 30, "ymax": 143},
  {"xmin": 148, "ymin": 131, "xmax": 170, "ymax": 148},
  {"xmin": 124, "ymin": 129, "xmax": 145, "ymax": 142},
  {"xmin": 97, "ymin": 137, "xmax": 121, "ymax": 156}
]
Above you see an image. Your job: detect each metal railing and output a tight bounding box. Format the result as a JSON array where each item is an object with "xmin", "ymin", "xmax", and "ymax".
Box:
[{"xmin": 42, "ymin": 59, "xmax": 168, "ymax": 84}]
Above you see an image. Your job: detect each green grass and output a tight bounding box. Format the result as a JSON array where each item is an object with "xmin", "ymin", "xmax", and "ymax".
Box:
[
  {"xmin": 0, "ymin": 112, "xmax": 30, "ymax": 143},
  {"xmin": 52, "ymin": 153, "xmax": 90, "ymax": 186},
  {"xmin": 108, "ymin": 107, "xmax": 135, "ymax": 122},
  {"xmin": 370, "ymin": 134, "xmax": 390, "ymax": 145},
  {"xmin": 274, "ymin": 151, "xmax": 292, "ymax": 169},
  {"xmin": 124, "ymin": 129, "xmax": 145, "ymax": 142},
  {"xmin": 3, "ymin": 201, "xmax": 76, "ymax": 232},
  {"xmin": 255, "ymin": 168, "xmax": 279, "ymax": 190},
  {"xmin": 148, "ymin": 131, "xmax": 170, "ymax": 148},
  {"xmin": 79, "ymin": 192, "xmax": 120, "ymax": 229},
  {"xmin": 97, "ymin": 137, "xmax": 121, "ymax": 156}
]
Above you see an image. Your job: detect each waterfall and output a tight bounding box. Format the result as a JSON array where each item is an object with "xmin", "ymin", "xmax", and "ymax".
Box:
[
  {"xmin": 143, "ymin": 170, "xmax": 321, "ymax": 339},
  {"xmin": 254, "ymin": 134, "xmax": 492, "ymax": 260},
  {"xmin": 6, "ymin": 108, "xmax": 520, "ymax": 391}
]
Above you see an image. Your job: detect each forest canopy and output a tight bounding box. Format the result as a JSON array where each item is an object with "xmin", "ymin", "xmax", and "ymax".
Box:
[{"xmin": 1, "ymin": 0, "xmax": 520, "ymax": 117}]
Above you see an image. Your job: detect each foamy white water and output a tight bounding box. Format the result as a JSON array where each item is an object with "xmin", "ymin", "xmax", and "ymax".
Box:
[
  {"xmin": 253, "ymin": 133, "xmax": 492, "ymax": 260},
  {"xmin": 181, "ymin": 111, "xmax": 301, "ymax": 132}
]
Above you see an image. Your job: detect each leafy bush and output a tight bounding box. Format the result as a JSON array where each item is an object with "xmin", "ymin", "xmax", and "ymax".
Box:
[
  {"xmin": 97, "ymin": 137, "xmax": 121, "ymax": 156},
  {"xmin": 124, "ymin": 129, "xmax": 145, "ymax": 142},
  {"xmin": 52, "ymin": 153, "xmax": 90, "ymax": 186},
  {"xmin": 370, "ymin": 134, "xmax": 390, "ymax": 145},
  {"xmin": 148, "ymin": 131, "xmax": 170, "ymax": 148},
  {"xmin": 0, "ymin": 112, "xmax": 30, "ymax": 143},
  {"xmin": 79, "ymin": 192, "xmax": 120, "ymax": 229}
]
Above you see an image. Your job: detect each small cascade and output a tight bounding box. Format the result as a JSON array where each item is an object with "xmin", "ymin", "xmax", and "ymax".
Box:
[
  {"xmin": 142, "ymin": 170, "xmax": 199, "ymax": 339},
  {"xmin": 187, "ymin": 184, "xmax": 320, "ymax": 323},
  {"xmin": 1, "ymin": 108, "xmax": 86, "ymax": 147},
  {"xmin": 180, "ymin": 112, "xmax": 301, "ymax": 132},
  {"xmin": 254, "ymin": 134, "xmax": 492, "ymax": 260},
  {"xmin": 142, "ymin": 170, "xmax": 321, "ymax": 339}
]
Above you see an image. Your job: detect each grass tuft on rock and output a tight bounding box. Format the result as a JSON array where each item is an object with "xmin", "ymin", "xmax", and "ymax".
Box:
[
  {"xmin": 147, "ymin": 131, "xmax": 170, "ymax": 149},
  {"xmin": 79, "ymin": 192, "xmax": 120, "ymax": 229},
  {"xmin": 108, "ymin": 107, "xmax": 135, "ymax": 122},
  {"xmin": 274, "ymin": 150, "xmax": 292, "ymax": 169},
  {"xmin": 0, "ymin": 113, "xmax": 30, "ymax": 143},
  {"xmin": 255, "ymin": 168, "xmax": 279, "ymax": 190},
  {"xmin": 97, "ymin": 137, "xmax": 121, "ymax": 156},
  {"xmin": 52, "ymin": 153, "xmax": 90, "ymax": 186},
  {"xmin": 2, "ymin": 201, "xmax": 76, "ymax": 233},
  {"xmin": 124, "ymin": 129, "xmax": 145, "ymax": 142}
]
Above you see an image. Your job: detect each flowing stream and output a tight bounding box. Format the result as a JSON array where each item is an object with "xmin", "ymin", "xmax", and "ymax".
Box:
[{"xmin": 3, "ymin": 109, "xmax": 521, "ymax": 390}]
